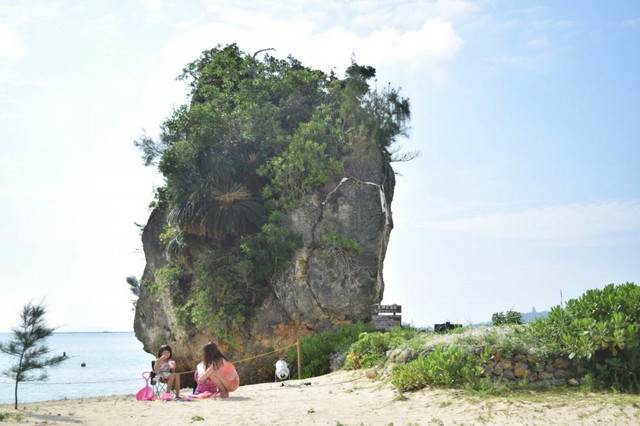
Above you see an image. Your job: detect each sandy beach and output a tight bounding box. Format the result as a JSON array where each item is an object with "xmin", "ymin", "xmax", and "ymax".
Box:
[{"xmin": 2, "ymin": 370, "xmax": 639, "ymax": 425}]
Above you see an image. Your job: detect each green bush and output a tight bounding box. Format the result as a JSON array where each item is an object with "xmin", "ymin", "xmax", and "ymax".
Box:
[
  {"xmin": 187, "ymin": 250, "xmax": 256, "ymax": 334},
  {"xmin": 390, "ymin": 355, "xmax": 430, "ymax": 392},
  {"xmin": 491, "ymin": 310, "xmax": 524, "ymax": 326},
  {"xmin": 321, "ymin": 228, "xmax": 364, "ymax": 255},
  {"xmin": 239, "ymin": 218, "xmax": 302, "ymax": 281},
  {"xmin": 529, "ymin": 282, "xmax": 640, "ymax": 391},
  {"xmin": 258, "ymin": 125, "xmax": 342, "ymax": 210},
  {"xmin": 144, "ymin": 265, "xmax": 186, "ymax": 296},
  {"xmin": 344, "ymin": 326, "xmax": 420, "ymax": 370},
  {"xmin": 391, "ymin": 344, "xmax": 485, "ymax": 392},
  {"xmin": 286, "ymin": 322, "xmax": 375, "ymax": 379}
]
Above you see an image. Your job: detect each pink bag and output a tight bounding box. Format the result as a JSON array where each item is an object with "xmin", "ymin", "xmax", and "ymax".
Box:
[{"xmin": 136, "ymin": 371, "xmax": 156, "ymax": 401}]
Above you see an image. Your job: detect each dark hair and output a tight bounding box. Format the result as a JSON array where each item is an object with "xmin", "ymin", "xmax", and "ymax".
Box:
[
  {"xmin": 157, "ymin": 344, "xmax": 173, "ymax": 359},
  {"xmin": 202, "ymin": 342, "xmax": 228, "ymax": 369}
]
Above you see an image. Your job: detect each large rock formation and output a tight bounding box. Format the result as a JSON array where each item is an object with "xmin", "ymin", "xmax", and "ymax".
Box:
[
  {"xmin": 134, "ymin": 147, "xmax": 395, "ymax": 383},
  {"xmin": 129, "ymin": 44, "xmax": 413, "ymax": 384},
  {"xmin": 134, "ymin": 151, "xmax": 395, "ymax": 383}
]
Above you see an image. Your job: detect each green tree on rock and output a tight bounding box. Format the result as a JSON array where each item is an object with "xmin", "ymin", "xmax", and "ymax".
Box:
[{"xmin": 0, "ymin": 301, "xmax": 67, "ymax": 409}]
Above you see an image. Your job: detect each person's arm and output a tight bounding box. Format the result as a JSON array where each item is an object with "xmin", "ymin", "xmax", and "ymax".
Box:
[
  {"xmin": 198, "ymin": 364, "xmax": 216, "ymax": 383},
  {"xmin": 196, "ymin": 363, "xmax": 206, "ymax": 384},
  {"xmin": 154, "ymin": 356, "xmax": 166, "ymax": 372}
]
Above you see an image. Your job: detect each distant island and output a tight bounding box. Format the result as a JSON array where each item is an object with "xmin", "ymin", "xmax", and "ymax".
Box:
[{"xmin": 522, "ymin": 309, "xmax": 549, "ymax": 323}]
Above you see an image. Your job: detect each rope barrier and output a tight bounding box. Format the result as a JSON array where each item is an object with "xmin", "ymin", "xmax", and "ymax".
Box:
[
  {"xmin": 232, "ymin": 343, "xmax": 297, "ymax": 365},
  {"xmin": 175, "ymin": 342, "xmax": 297, "ymax": 376},
  {"xmin": 0, "ymin": 342, "xmax": 299, "ymax": 385},
  {"xmin": 0, "ymin": 378, "xmax": 140, "ymax": 385}
]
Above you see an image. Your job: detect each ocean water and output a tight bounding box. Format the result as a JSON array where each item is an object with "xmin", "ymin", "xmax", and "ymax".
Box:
[{"xmin": 0, "ymin": 332, "xmax": 155, "ymax": 405}]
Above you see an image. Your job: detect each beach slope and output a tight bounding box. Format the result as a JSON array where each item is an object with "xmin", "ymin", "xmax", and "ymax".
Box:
[{"xmin": 2, "ymin": 370, "xmax": 639, "ymax": 425}]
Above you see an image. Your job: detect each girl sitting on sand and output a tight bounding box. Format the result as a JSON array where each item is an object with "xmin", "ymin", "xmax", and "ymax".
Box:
[
  {"xmin": 196, "ymin": 342, "xmax": 239, "ymax": 398},
  {"xmin": 154, "ymin": 344, "xmax": 181, "ymax": 399}
]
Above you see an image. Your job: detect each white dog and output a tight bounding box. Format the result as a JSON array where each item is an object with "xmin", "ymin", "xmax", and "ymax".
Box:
[{"xmin": 275, "ymin": 359, "xmax": 289, "ymax": 381}]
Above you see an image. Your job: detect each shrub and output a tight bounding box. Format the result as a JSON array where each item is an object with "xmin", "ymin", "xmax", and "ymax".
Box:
[
  {"xmin": 286, "ymin": 322, "xmax": 375, "ymax": 379},
  {"xmin": 321, "ymin": 228, "xmax": 364, "ymax": 255},
  {"xmin": 529, "ymin": 282, "xmax": 640, "ymax": 391},
  {"xmin": 391, "ymin": 344, "xmax": 485, "ymax": 392},
  {"xmin": 491, "ymin": 310, "xmax": 524, "ymax": 326},
  {"xmin": 190, "ymin": 250, "xmax": 254, "ymax": 333},
  {"xmin": 391, "ymin": 355, "xmax": 430, "ymax": 392},
  {"xmin": 344, "ymin": 326, "xmax": 420, "ymax": 370}
]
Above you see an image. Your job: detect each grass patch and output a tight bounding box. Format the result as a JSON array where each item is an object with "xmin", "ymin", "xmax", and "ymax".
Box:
[
  {"xmin": 394, "ymin": 393, "xmax": 408, "ymax": 401},
  {"xmin": 0, "ymin": 412, "xmax": 25, "ymax": 421}
]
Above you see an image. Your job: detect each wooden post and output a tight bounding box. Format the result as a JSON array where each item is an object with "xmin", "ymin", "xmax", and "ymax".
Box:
[{"xmin": 296, "ymin": 339, "xmax": 302, "ymax": 380}]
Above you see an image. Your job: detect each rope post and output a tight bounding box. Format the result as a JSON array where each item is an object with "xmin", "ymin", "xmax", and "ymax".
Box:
[{"xmin": 296, "ymin": 339, "xmax": 302, "ymax": 380}]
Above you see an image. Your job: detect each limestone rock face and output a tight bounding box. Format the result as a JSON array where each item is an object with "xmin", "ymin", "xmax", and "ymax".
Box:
[{"xmin": 134, "ymin": 149, "xmax": 395, "ymax": 383}]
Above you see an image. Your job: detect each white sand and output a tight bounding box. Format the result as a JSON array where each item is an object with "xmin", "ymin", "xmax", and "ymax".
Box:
[{"xmin": 2, "ymin": 370, "xmax": 639, "ymax": 425}]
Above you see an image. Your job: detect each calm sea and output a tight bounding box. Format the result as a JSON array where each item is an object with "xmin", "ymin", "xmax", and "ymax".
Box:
[{"xmin": 0, "ymin": 332, "xmax": 155, "ymax": 404}]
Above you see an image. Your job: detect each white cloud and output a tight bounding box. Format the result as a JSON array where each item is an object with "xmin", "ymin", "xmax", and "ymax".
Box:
[
  {"xmin": 98, "ymin": 14, "xmax": 119, "ymax": 35},
  {"xmin": 359, "ymin": 18, "xmax": 464, "ymax": 66},
  {"xmin": 511, "ymin": 5, "xmax": 548, "ymax": 18},
  {"xmin": 0, "ymin": 111, "xmax": 20, "ymax": 120},
  {"xmin": 414, "ymin": 200, "xmax": 640, "ymax": 246},
  {"xmin": 554, "ymin": 20, "xmax": 576, "ymax": 29},
  {"xmin": 528, "ymin": 36, "xmax": 550, "ymax": 48},
  {"xmin": 487, "ymin": 53, "xmax": 536, "ymax": 71},
  {"xmin": 145, "ymin": 0, "xmax": 163, "ymax": 11},
  {"xmin": 164, "ymin": 11, "xmax": 464, "ymax": 82},
  {"xmin": 622, "ymin": 18, "xmax": 640, "ymax": 28},
  {"xmin": 481, "ymin": 5, "xmax": 582, "ymax": 75},
  {"xmin": 0, "ymin": 22, "xmax": 23, "ymax": 59}
]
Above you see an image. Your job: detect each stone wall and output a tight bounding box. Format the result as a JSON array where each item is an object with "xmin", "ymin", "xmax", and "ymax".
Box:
[
  {"xmin": 381, "ymin": 345, "xmax": 588, "ymax": 388},
  {"xmin": 477, "ymin": 350, "xmax": 587, "ymax": 387}
]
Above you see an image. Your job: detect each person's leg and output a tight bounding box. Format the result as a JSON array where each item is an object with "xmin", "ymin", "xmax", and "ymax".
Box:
[
  {"xmin": 174, "ymin": 373, "xmax": 181, "ymax": 397},
  {"xmin": 205, "ymin": 372, "xmax": 229, "ymax": 397},
  {"xmin": 166, "ymin": 374, "xmax": 175, "ymax": 395},
  {"xmin": 167, "ymin": 373, "xmax": 181, "ymax": 397},
  {"xmin": 166, "ymin": 374, "xmax": 180, "ymax": 397}
]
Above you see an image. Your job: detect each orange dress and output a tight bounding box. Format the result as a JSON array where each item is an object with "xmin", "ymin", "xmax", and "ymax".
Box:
[{"xmin": 218, "ymin": 359, "xmax": 240, "ymax": 392}]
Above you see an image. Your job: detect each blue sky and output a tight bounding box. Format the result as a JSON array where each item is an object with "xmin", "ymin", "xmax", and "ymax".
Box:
[{"xmin": 1, "ymin": 1, "xmax": 638, "ymax": 332}]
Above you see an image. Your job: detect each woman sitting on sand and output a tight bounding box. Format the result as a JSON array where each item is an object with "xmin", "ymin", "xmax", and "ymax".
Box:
[
  {"xmin": 154, "ymin": 344, "xmax": 181, "ymax": 399},
  {"xmin": 196, "ymin": 342, "xmax": 239, "ymax": 398}
]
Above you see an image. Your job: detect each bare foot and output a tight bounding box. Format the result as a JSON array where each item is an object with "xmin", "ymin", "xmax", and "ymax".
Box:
[{"xmin": 213, "ymin": 391, "xmax": 229, "ymax": 399}]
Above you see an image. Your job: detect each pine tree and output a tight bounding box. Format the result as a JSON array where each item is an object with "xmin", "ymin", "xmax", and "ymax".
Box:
[{"xmin": 0, "ymin": 301, "xmax": 67, "ymax": 409}]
